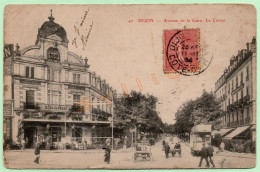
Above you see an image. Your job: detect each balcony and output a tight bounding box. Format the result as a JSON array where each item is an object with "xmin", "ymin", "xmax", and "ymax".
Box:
[
  {"xmin": 92, "ymin": 108, "xmax": 112, "ymax": 121},
  {"xmin": 44, "ymin": 104, "xmax": 71, "ymax": 111},
  {"xmin": 24, "ymin": 102, "xmax": 40, "ymax": 110},
  {"xmin": 22, "ymin": 102, "xmax": 71, "ymax": 112}
]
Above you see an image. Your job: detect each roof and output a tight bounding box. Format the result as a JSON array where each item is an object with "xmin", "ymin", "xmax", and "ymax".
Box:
[
  {"xmin": 35, "ymin": 14, "xmax": 68, "ymax": 45},
  {"xmin": 224, "ymin": 126, "xmax": 250, "ymax": 139},
  {"xmin": 191, "ymin": 125, "xmax": 212, "ymax": 133}
]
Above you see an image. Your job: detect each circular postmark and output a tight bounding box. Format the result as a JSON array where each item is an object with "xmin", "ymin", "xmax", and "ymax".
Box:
[{"xmin": 165, "ymin": 29, "xmax": 212, "ymax": 76}]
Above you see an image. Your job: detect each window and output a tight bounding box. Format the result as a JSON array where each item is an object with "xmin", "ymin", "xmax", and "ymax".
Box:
[
  {"xmin": 26, "ymin": 67, "xmax": 29, "ymax": 78},
  {"xmin": 236, "ymin": 75, "xmax": 238, "ymax": 87},
  {"xmin": 31, "ymin": 67, "xmax": 34, "ymax": 78},
  {"xmin": 232, "ymin": 80, "xmax": 234, "ymax": 90},
  {"xmin": 73, "ymin": 73, "xmax": 80, "ymax": 83},
  {"xmin": 73, "ymin": 95, "xmax": 81, "ymax": 105},
  {"xmin": 228, "ymin": 83, "xmax": 230, "ymax": 93},
  {"xmin": 48, "ymin": 90, "xmax": 61, "ymax": 105},
  {"xmin": 246, "ymin": 66, "xmax": 249, "ymax": 80},
  {"xmin": 91, "ymin": 97, "xmax": 95, "ymax": 112},
  {"xmin": 48, "ymin": 69, "xmax": 59, "ymax": 82},
  {"xmin": 77, "ymin": 74, "xmax": 80, "ymax": 83},
  {"xmin": 26, "ymin": 90, "xmax": 35, "ymax": 107},
  {"xmin": 25, "ymin": 66, "xmax": 34, "ymax": 78},
  {"xmin": 246, "ymin": 86, "xmax": 249, "ymax": 96},
  {"xmin": 97, "ymin": 98, "xmax": 100, "ymax": 110},
  {"xmin": 241, "ymin": 72, "xmax": 243, "ymax": 83},
  {"xmin": 241, "ymin": 90, "xmax": 243, "ymax": 99}
]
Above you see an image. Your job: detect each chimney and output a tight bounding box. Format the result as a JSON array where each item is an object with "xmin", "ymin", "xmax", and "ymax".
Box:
[
  {"xmin": 250, "ymin": 36, "xmax": 256, "ymax": 53},
  {"xmin": 246, "ymin": 43, "xmax": 250, "ymax": 53}
]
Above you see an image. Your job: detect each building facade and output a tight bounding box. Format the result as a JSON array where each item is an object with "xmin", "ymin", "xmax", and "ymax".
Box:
[
  {"xmin": 4, "ymin": 13, "xmax": 116, "ymax": 149},
  {"xmin": 214, "ymin": 37, "xmax": 256, "ymax": 141}
]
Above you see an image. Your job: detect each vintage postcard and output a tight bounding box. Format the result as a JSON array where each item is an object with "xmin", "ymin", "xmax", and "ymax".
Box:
[{"xmin": 3, "ymin": 4, "xmax": 256, "ymax": 169}]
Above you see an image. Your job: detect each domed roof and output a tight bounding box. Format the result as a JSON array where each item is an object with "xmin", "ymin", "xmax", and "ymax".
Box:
[{"xmin": 35, "ymin": 11, "xmax": 68, "ymax": 45}]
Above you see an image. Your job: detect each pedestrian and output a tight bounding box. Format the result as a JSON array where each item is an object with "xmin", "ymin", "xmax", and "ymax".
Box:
[
  {"xmin": 220, "ymin": 141, "xmax": 225, "ymax": 152},
  {"xmin": 164, "ymin": 142, "xmax": 170, "ymax": 158},
  {"xmin": 21, "ymin": 138, "xmax": 26, "ymax": 150},
  {"xmin": 103, "ymin": 139, "xmax": 111, "ymax": 164},
  {"xmin": 162, "ymin": 140, "xmax": 165, "ymax": 146},
  {"xmin": 34, "ymin": 142, "xmax": 41, "ymax": 164},
  {"xmin": 198, "ymin": 142, "xmax": 209, "ymax": 168},
  {"xmin": 4, "ymin": 136, "xmax": 11, "ymax": 151},
  {"xmin": 123, "ymin": 136, "xmax": 127, "ymax": 151},
  {"xmin": 162, "ymin": 140, "xmax": 166, "ymax": 151},
  {"xmin": 207, "ymin": 143, "xmax": 215, "ymax": 168},
  {"xmin": 173, "ymin": 142, "xmax": 182, "ymax": 158},
  {"xmin": 114, "ymin": 138, "xmax": 120, "ymax": 150}
]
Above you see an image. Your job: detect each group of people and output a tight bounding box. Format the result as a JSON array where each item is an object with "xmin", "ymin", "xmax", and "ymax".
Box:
[
  {"xmin": 33, "ymin": 139, "xmax": 112, "ymax": 165},
  {"xmin": 198, "ymin": 142, "xmax": 215, "ymax": 168},
  {"xmin": 162, "ymin": 140, "xmax": 182, "ymax": 158}
]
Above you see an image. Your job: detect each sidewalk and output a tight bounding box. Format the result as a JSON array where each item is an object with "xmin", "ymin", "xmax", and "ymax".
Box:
[{"xmin": 5, "ymin": 148, "xmax": 134, "ymax": 154}]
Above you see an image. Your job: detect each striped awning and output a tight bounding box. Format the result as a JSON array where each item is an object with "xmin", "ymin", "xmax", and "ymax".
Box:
[
  {"xmin": 211, "ymin": 128, "xmax": 234, "ymax": 136},
  {"xmin": 223, "ymin": 126, "xmax": 250, "ymax": 139}
]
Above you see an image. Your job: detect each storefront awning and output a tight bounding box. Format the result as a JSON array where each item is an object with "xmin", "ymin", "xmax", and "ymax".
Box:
[
  {"xmin": 212, "ymin": 128, "xmax": 234, "ymax": 136},
  {"xmin": 223, "ymin": 126, "xmax": 250, "ymax": 139}
]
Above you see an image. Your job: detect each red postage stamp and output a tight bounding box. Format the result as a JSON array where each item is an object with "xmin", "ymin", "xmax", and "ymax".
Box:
[{"xmin": 164, "ymin": 29, "xmax": 200, "ymax": 75}]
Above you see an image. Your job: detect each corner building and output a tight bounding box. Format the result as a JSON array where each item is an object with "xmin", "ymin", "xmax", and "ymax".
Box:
[
  {"xmin": 214, "ymin": 37, "xmax": 256, "ymax": 141},
  {"xmin": 9, "ymin": 14, "xmax": 116, "ymax": 149}
]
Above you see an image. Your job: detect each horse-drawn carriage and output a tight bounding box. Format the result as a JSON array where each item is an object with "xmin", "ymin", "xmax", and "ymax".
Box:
[{"xmin": 134, "ymin": 141, "xmax": 152, "ymax": 162}]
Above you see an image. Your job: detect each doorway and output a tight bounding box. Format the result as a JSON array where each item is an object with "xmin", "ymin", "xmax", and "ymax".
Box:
[{"xmin": 24, "ymin": 127, "xmax": 37, "ymax": 148}]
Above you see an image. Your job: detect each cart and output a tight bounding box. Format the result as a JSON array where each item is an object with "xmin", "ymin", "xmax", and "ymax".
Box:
[{"xmin": 134, "ymin": 141, "xmax": 152, "ymax": 163}]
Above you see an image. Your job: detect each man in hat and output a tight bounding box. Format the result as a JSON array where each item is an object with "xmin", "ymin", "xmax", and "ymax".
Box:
[
  {"xmin": 103, "ymin": 139, "xmax": 111, "ymax": 164},
  {"xmin": 198, "ymin": 142, "xmax": 209, "ymax": 168},
  {"xmin": 164, "ymin": 142, "xmax": 170, "ymax": 158},
  {"xmin": 207, "ymin": 143, "xmax": 215, "ymax": 168},
  {"xmin": 34, "ymin": 142, "xmax": 41, "ymax": 164}
]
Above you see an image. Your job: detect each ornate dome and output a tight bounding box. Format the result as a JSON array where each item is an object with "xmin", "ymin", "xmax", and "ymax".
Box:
[{"xmin": 35, "ymin": 10, "xmax": 68, "ymax": 45}]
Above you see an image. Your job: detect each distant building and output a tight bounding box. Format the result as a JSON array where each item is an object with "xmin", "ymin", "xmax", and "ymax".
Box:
[
  {"xmin": 214, "ymin": 37, "xmax": 256, "ymax": 141},
  {"xmin": 4, "ymin": 12, "xmax": 116, "ymax": 149}
]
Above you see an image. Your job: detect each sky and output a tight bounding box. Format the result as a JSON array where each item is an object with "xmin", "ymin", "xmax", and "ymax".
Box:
[{"xmin": 4, "ymin": 4, "xmax": 256, "ymax": 124}]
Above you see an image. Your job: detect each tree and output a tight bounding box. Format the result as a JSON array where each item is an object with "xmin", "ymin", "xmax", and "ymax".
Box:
[
  {"xmin": 174, "ymin": 91, "xmax": 224, "ymax": 135},
  {"xmin": 114, "ymin": 91, "xmax": 164, "ymax": 134}
]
